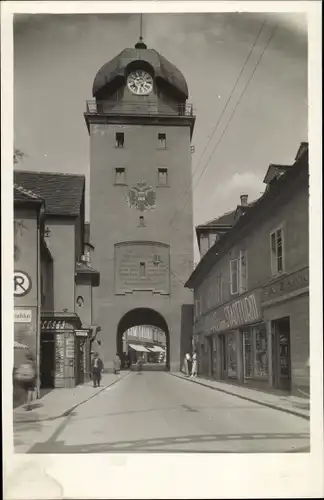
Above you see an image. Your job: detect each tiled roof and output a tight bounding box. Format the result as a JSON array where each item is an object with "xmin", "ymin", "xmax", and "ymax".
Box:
[
  {"xmin": 14, "ymin": 170, "xmax": 85, "ymax": 216},
  {"xmin": 14, "ymin": 183, "xmax": 43, "ymax": 203},
  {"xmin": 198, "ymin": 200, "xmax": 259, "ymax": 229},
  {"xmin": 198, "ymin": 209, "xmax": 237, "ymax": 228}
]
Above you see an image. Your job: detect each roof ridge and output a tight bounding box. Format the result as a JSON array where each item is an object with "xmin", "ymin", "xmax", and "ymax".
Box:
[
  {"xmin": 201, "ymin": 208, "xmax": 236, "ymax": 227},
  {"xmin": 15, "ymin": 169, "xmax": 85, "ymax": 178}
]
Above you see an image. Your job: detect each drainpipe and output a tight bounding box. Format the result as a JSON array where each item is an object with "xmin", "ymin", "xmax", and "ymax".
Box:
[{"xmin": 36, "ymin": 203, "xmax": 44, "ymax": 398}]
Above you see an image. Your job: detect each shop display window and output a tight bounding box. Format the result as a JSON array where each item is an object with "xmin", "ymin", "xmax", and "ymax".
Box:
[
  {"xmin": 227, "ymin": 332, "xmax": 237, "ymax": 378},
  {"xmin": 253, "ymin": 326, "xmax": 268, "ymax": 377},
  {"xmin": 243, "ymin": 325, "xmax": 268, "ymax": 379},
  {"xmin": 243, "ymin": 330, "xmax": 253, "ymax": 378}
]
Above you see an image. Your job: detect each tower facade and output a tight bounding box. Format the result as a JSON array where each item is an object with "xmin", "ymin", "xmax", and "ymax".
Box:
[{"xmin": 85, "ymin": 41, "xmax": 195, "ymax": 371}]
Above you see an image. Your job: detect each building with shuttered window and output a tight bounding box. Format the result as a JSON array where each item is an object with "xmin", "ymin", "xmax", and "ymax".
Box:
[{"xmin": 185, "ymin": 143, "xmax": 309, "ymax": 396}]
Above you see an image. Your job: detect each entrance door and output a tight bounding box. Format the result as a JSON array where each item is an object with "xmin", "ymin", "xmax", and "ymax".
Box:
[
  {"xmin": 219, "ymin": 334, "xmax": 227, "ymax": 380},
  {"xmin": 75, "ymin": 338, "xmax": 85, "ymax": 385},
  {"xmin": 40, "ymin": 332, "xmax": 55, "ymax": 388},
  {"xmin": 272, "ymin": 317, "xmax": 291, "ymax": 391}
]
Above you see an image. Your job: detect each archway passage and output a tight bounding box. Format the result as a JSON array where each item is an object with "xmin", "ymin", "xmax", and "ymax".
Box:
[{"xmin": 116, "ymin": 308, "xmax": 170, "ymax": 371}]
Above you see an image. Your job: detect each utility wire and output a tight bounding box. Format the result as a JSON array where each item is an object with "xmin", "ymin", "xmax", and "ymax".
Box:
[
  {"xmin": 168, "ymin": 19, "xmax": 267, "ymax": 227},
  {"xmin": 169, "ymin": 24, "xmax": 278, "ymax": 229}
]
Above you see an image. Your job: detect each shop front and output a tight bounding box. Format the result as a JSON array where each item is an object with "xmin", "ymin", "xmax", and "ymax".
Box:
[
  {"xmin": 40, "ymin": 312, "xmax": 82, "ymax": 389},
  {"xmin": 197, "ymin": 289, "xmax": 269, "ymax": 386},
  {"xmin": 261, "ymin": 266, "xmax": 309, "ymax": 394}
]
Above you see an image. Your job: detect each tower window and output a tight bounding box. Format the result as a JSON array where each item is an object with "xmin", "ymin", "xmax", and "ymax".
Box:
[
  {"xmin": 139, "ymin": 262, "xmax": 146, "ymax": 277},
  {"xmin": 139, "ymin": 216, "xmax": 145, "ymax": 226},
  {"xmin": 115, "ymin": 132, "xmax": 124, "ymax": 148},
  {"xmin": 158, "ymin": 133, "xmax": 166, "ymax": 149},
  {"xmin": 158, "ymin": 168, "xmax": 168, "ymax": 186},
  {"xmin": 115, "ymin": 167, "xmax": 126, "ymax": 184}
]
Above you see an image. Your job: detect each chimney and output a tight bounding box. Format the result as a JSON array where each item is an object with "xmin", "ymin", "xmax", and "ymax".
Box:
[{"xmin": 240, "ymin": 194, "xmax": 248, "ymax": 206}]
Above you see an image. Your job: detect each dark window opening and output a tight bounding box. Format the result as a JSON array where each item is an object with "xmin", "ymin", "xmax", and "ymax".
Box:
[
  {"xmin": 116, "ymin": 132, "xmax": 124, "ymax": 148},
  {"xmin": 158, "ymin": 133, "xmax": 166, "ymax": 149},
  {"xmin": 115, "ymin": 167, "xmax": 126, "ymax": 184},
  {"xmin": 139, "ymin": 262, "xmax": 146, "ymax": 277},
  {"xmin": 158, "ymin": 168, "xmax": 168, "ymax": 185},
  {"xmin": 139, "ymin": 216, "xmax": 145, "ymax": 226}
]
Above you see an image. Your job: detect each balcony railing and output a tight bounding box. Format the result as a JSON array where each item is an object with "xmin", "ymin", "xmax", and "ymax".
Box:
[{"xmin": 86, "ymin": 100, "xmax": 194, "ymax": 117}]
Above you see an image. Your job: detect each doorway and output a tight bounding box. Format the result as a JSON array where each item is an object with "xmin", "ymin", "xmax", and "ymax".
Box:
[
  {"xmin": 75, "ymin": 338, "xmax": 86, "ymax": 385},
  {"xmin": 219, "ymin": 334, "xmax": 227, "ymax": 380},
  {"xmin": 116, "ymin": 308, "xmax": 170, "ymax": 371},
  {"xmin": 272, "ymin": 317, "xmax": 291, "ymax": 391},
  {"xmin": 40, "ymin": 332, "xmax": 55, "ymax": 388}
]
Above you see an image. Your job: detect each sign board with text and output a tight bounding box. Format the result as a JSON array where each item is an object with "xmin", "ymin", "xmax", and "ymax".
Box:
[
  {"xmin": 196, "ymin": 289, "xmax": 262, "ymax": 335},
  {"xmin": 261, "ymin": 267, "xmax": 309, "ymax": 304},
  {"xmin": 14, "ymin": 309, "xmax": 32, "ymax": 323}
]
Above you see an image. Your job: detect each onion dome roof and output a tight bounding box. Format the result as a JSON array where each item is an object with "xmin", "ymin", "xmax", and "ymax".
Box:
[{"xmin": 92, "ymin": 47, "xmax": 188, "ymax": 100}]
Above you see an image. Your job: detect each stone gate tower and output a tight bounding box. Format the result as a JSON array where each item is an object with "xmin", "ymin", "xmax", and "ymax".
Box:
[{"xmin": 85, "ymin": 38, "xmax": 195, "ymax": 371}]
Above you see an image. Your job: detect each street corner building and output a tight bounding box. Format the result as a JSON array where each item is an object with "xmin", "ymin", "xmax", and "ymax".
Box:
[
  {"xmin": 84, "ymin": 38, "xmax": 196, "ymax": 372},
  {"xmin": 13, "ymin": 172, "xmax": 101, "ymax": 402},
  {"xmin": 186, "ymin": 142, "xmax": 309, "ymax": 396}
]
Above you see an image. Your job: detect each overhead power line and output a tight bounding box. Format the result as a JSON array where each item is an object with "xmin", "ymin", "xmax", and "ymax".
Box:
[
  {"xmin": 169, "ymin": 24, "xmax": 278, "ymax": 229},
  {"xmin": 168, "ymin": 19, "xmax": 267, "ymax": 228}
]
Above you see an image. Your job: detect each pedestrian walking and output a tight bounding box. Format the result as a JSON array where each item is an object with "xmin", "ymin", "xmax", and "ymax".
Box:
[
  {"xmin": 137, "ymin": 355, "xmax": 143, "ymax": 372},
  {"xmin": 113, "ymin": 353, "xmax": 121, "ymax": 374},
  {"xmin": 91, "ymin": 352, "xmax": 103, "ymax": 387},
  {"xmin": 190, "ymin": 352, "xmax": 198, "ymax": 379},
  {"xmin": 14, "ymin": 353, "xmax": 37, "ymax": 411},
  {"xmin": 184, "ymin": 352, "xmax": 191, "ymax": 376}
]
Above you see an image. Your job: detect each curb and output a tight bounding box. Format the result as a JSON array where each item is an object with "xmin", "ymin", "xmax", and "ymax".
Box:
[
  {"xmin": 14, "ymin": 371, "xmax": 131, "ymax": 424},
  {"xmin": 169, "ymin": 373, "xmax": 310, "ymax": 421}
]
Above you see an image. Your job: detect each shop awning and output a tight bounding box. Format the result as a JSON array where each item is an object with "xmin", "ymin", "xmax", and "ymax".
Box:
[
  {"xmin": 148, "ymin": 345, "xmax": 165, "ymax": 353},
  {"xmin": 14, "ymin": 341, "xmax": 28, "ymax": 349},
  {"xmin": 128, "ymin": 343, "xmax": 150, "ymax": 353}
]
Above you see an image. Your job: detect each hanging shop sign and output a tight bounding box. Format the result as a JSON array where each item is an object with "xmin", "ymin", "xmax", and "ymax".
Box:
[
  {"xmin": 75, "ymin": 330, "xmax": 89, "ymax": 337},
  {"xmin": 14, "ymin": 271, "xmax": 32, "ymax": 297},
  {"xmin": 14, "ymin": 309, "xmax": 32, "ymax": 323},
  {"xmin": 41, "ymin": 320, "xmax": 66, "ymax": 331},
  {"xmin": 261, "ymin": 267, "xmax": 309, "ymax": 304},
  {"xmin": 204, "ymin": 289, "xmax": 262, "ymax": 334}
]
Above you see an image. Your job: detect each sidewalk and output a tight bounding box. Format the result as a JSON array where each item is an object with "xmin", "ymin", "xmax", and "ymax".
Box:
[
  {"xmin": 14, "ymin": 371, "xmax": 130, "ymax": 424},
  {"xmin": 169, "ymin": 372, "xmax": 310, "ymax": 420}
]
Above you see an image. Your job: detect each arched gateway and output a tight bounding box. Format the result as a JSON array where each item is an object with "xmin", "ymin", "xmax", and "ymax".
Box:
[
  {"xmin": 86, "ymin": 38, "xmax": 195, "ymax": 372},
  {"xmin": 116, "ymin": 308, "xmax": 170, "ymax": 370}
]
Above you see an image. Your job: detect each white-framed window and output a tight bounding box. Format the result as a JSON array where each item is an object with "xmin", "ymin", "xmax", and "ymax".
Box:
[
  {"xmin": 115, "ymin": 132, "xmax": 124, "ymax": 148},
  {"xmin": 270, "ymin": 227, "xmax": 284, "ymax": 275},
  {"xmin": 239, "ymin": 250, "xmax": 248, "ymax": 293},
  {"xmin": 215, "ymin": 273, "xmax": 223, "ymax": 304},
  {"xmin": 230, "ymin": 259, "xmax": 239, "ymax": 295},
  {"xmin": 115, "ymin": 167, "xmax": 126, "ymax": 184},
  {"xmin": 158, "ymin": 133, "xmax": 166, "ymax": 149},
  {"xmin": 195, "ymin": 297, "xmax": 201, "ymax": 319},
  {"xmin": 158, "ymin": 168, "xmax": 168, "ymax": 185},
  {"xmin": 139, "ymin": 261, "xmax": 146, "ymax": 278},
  {"xmin": 208, "ymin": 232, "xmax": 217, "ymax": 249}
]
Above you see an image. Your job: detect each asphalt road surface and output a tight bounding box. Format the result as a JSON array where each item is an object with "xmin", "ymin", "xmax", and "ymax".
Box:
[{"xmin": 29, "ymin": 371, "xmax": 310, "ymax": 453}]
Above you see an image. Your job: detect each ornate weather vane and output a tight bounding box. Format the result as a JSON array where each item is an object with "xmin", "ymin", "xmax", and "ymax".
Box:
[{"xmin": 135, "ymin": 13, "xmax": 147, "ymax": 49}]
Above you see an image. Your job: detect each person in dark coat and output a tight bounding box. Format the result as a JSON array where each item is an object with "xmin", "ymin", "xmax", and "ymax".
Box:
[
  {"xmin": 91, "ymin": 352, "xmax": 103, "ymax": 387},
  {"xmin": 14, "ymin": 352, "xmax": 37, "ymax": 411}
]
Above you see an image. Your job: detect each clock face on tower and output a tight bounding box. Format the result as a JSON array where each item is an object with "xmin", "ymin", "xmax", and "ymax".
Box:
[{"xmin": 127, "ymin": 70, "xmax": 153, "ymax": 95}]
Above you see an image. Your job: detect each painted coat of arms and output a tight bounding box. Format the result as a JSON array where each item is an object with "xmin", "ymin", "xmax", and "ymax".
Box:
[{"xmin": 127, "ymin": 181, "xmax": 156, "ymax": 212}]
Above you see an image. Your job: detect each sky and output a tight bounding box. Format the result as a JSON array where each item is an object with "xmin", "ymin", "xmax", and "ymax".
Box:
[{"xmin": 13, "ymin": 12, "xmax": 307, "ymax": 261}]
